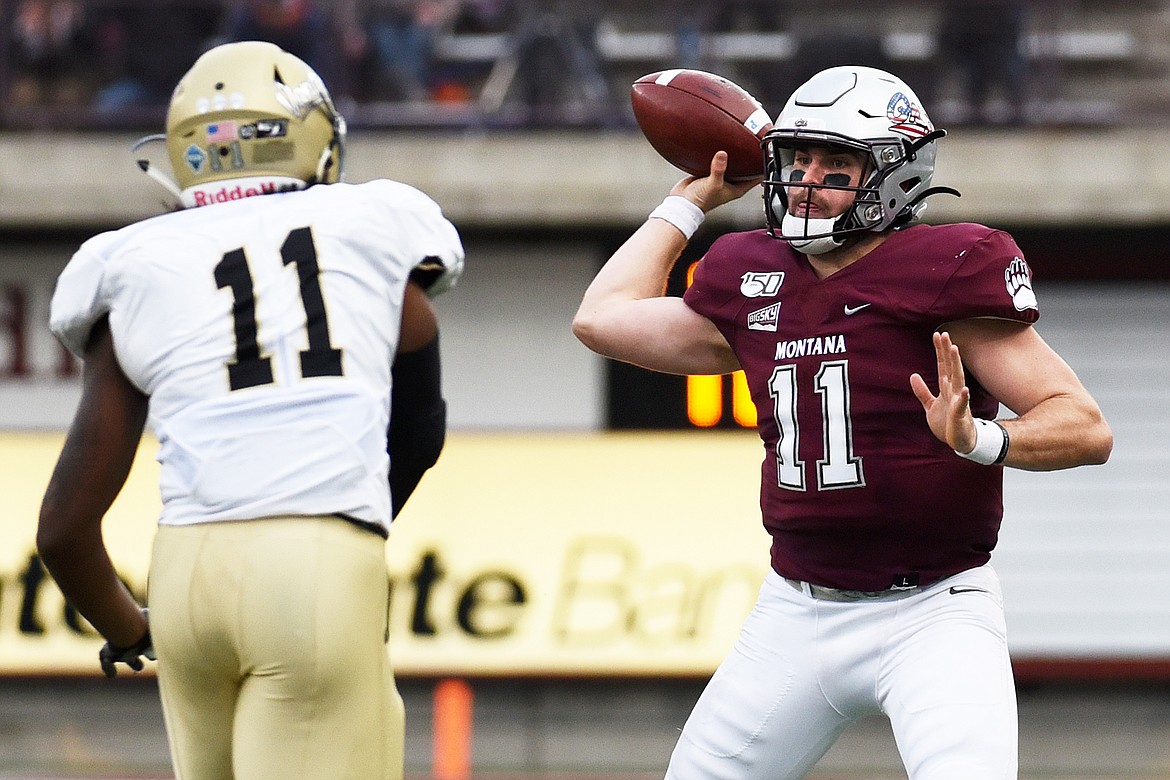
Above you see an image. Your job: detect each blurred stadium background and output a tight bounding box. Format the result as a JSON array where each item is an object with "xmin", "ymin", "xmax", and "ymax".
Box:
[{"xmin": 1, "ymin": 1, "xmax": 1169, "ymax": 778}]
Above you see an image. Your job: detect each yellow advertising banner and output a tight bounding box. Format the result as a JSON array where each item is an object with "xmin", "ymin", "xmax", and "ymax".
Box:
[{"xmin": 0, "ymin": 431, "xmax": 770, "ymax": 677}]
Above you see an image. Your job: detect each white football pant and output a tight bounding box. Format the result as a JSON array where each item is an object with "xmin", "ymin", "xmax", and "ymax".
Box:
[{"xmin": 665, "ymin": 564, "xmax": 1017, "ymax": 779}]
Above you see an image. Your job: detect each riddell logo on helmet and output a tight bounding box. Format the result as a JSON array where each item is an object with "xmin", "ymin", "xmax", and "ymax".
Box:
[{"xmin": 191, "ymin": 180, "xmax": 299, "ymax": 206}]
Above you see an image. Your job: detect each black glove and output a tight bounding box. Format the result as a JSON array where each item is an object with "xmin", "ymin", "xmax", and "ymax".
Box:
[{"xmin": 99, "ymin": 610, "xmax": 156, "ymax": 679}]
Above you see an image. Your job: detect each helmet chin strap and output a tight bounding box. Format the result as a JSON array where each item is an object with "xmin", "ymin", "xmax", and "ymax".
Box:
[
  {"xmin": 132, "ymin": 134, "xmax": 182, "ymax": 200},
  {"xmin": 780, "ymin": 211, "xmax": 845, "ymax": 256}
]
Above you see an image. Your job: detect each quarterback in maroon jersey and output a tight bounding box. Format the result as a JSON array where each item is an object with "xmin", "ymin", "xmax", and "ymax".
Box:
[{"xmin": 575, "ymin": 65, "xmax": 1111, "ymax": 779}]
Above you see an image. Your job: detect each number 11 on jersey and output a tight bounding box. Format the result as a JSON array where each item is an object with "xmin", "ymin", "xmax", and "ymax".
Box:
[
  {"xmin": 769, "ymin": 360, "xmax": 864, "ymax": 492},
  {"xmin": 214, "ymin": 225, "xmax": 344, "ymax": 391}
]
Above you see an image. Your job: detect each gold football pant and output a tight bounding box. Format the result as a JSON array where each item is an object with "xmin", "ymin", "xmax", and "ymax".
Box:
[{"xmin": 148, "ymin": 516, "xmax": 403, "ymax": 780}]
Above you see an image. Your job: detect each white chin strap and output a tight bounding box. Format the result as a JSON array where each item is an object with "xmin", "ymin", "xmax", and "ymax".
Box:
[{"xmin": 780, "ymin": 211, "xmax": 845, "ymax": 255}]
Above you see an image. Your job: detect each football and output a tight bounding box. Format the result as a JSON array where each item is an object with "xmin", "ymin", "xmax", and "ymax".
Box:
[{"xmin": 630, "ymin": 69, "xmax": 773, "ymax": 182}]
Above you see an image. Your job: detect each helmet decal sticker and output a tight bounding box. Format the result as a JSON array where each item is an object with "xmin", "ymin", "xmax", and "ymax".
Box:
[
  {"xmin": 194, "ymin": 92, "xmax": 244, "ymax": 115},
  {"xmin": 886, "ymin": 92, "xmax": 931, "ymax": 137},
  {"xmin": 275, "ymin": 78, "xmax": 327, "ymax": 120},
  {"xmin": 251, "ymin": 119, "xmax": 288, "ymax": 138},
  {"xmin": 206, "ymin": 121, "xmax": 237, "ymax": 142},
  {"xmin": 184, "ymin": 144, "xmax": 207, "ymax": 173},
  {"xmin": 252, "ymin": 141, "xmax": 295, "ymax": 163}
]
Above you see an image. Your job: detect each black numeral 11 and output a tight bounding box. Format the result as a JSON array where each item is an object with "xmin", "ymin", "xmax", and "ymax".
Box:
[{"xmin": 214, "ymin": 226, "xmax": 343, "ymax": 391}]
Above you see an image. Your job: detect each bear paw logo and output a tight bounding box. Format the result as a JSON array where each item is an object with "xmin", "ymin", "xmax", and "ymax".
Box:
[{"xmin": 1005, "ymin": 257, "xmax": 1038, "ymax": 312}]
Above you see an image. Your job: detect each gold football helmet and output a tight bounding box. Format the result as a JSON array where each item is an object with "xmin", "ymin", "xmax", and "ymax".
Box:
[{"xmin": 137, "ymin": 41, "xmax": 346, "ymax": 208}]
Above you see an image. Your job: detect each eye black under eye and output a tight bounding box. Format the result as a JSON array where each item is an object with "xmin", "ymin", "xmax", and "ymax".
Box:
[
  {"xmin": 788, "ymin": 170, "xmax": 805, "ymax": 182},
  {"xmin": 824, "ymin": 173, "xmax": 851, "ymax": 186}
]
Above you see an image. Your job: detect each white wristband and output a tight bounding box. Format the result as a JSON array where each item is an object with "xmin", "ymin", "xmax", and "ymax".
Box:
[
  {"xmin": 956, "ymin": 418, "xmax": 1010, "ymax": 465},
  {"xmin": 648, "ymin": 195, "xmax": 705, "ymax": 240}
]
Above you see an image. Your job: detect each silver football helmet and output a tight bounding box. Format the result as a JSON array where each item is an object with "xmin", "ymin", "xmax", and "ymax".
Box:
[{"xmin": 762, "ymin": 65, "xmax": 958, "ymax": 254}]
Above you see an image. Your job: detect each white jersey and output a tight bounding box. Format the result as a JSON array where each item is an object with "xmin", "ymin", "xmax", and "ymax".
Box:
[{"xmin": 50, "ymin": 180, "xmax": 464, "ymax": 532}]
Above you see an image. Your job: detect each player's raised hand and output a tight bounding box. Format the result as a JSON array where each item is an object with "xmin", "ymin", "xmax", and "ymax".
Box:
[
  {"xmin": 671, "ymin": 151, "xmax": 762, "ymax": 214},
  {"xmin": 910, "ymin": 331, "xmax": 978, "ymax": 454}
]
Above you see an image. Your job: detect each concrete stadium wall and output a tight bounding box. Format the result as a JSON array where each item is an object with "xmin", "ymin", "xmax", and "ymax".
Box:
[{"xmin": 4, "ymin": 127, "xmax": 1170, "ymax": 231}]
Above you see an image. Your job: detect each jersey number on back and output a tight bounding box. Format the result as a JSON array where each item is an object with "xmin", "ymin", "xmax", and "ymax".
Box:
[
  {"xmin": 214, "ymin": 226, "xmax": 343, "ymax": 391},
  {"xmin": 769, "ymin": 360, "xmax": 864, "ymax": 491}
]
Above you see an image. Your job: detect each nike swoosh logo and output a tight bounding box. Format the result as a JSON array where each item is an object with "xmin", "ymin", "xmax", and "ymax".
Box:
[
  {"xmin": 843, "ymin": 303, "xmax": 871, "ymax": 315},
  {"xmin": 948, "ymin": 586, "xmax": 987, "ymax": 595}
]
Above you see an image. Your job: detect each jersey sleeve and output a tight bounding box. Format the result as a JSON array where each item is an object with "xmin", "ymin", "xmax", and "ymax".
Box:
[
  {"xmin": 932, "ymin": 229, "xmax": 1041, "ymax": 325},
  {"xmin": 682, "ymin": 233, "xmax": 747, "ymax": 350},
  {"xmin": 371, "ymin": 179, "xmax": 465, "ymax": 297},
  {"xmin": 49, "ymin": 240, "xmax": 113, "ymax": 357}
]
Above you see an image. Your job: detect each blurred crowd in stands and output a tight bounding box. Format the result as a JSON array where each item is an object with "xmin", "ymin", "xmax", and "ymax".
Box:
[
  {"xmin": 5, "ymin": 1, "xmax": 513, "ymax": 113},
  {"xmin": 0, "ymin": 0, "xmax": 1101, "ymax": 129}
]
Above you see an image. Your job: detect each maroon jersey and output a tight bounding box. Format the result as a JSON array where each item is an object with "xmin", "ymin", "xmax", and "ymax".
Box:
[{"xmin": 683, "ymin": 223, "xmax": 1040, "ymax": 590}]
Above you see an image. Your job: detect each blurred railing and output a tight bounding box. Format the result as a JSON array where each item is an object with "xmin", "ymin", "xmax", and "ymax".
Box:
[{"xmin": 3, "ymin": 0, "xmax": 1169, "ymax": 131}]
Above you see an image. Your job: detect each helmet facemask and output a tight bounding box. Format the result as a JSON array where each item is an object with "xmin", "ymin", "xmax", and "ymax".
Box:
[
  {"xmin": 762, "ymin": 66, "xmax": 959, "ymax": 254},
  {"xmin": 764, "ymin": 133, "xmax": 884, "ymax": 254}
]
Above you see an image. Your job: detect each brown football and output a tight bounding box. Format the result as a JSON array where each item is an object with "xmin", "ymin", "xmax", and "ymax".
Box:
[{"xmin": 630, "ymin": 69, "xmax": 772, "ymax": 182}]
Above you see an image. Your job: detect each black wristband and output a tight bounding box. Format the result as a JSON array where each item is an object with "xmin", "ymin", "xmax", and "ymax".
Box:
[{"xmin": 991, "ymin": 420, "xmax": 1010, "ymax": 465}]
